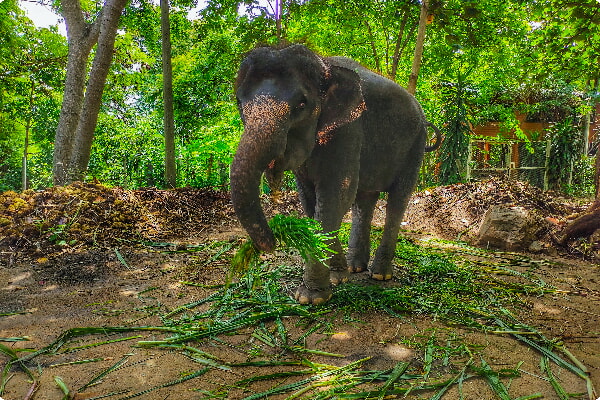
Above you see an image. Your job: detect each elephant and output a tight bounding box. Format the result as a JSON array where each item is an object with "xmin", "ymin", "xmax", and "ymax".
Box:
[{"xmin": 230, "ymin": 44, "xmax": 441, "ymax": 305}]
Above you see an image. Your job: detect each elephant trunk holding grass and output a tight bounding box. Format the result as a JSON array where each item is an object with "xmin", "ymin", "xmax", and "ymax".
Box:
[{"xmin": 230, "ymin": 44, "xmax": 440, "ymax": 305}]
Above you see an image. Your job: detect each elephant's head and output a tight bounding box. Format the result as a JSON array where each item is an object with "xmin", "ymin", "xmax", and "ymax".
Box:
[{"xmin": 230, "ymin": 45, "xmax": 365, "ymax": 252}]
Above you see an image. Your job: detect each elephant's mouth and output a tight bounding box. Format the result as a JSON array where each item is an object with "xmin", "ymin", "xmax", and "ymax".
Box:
[{"xmin": 265, "ymin": 158, "xmax": 285, "ymax": 194}]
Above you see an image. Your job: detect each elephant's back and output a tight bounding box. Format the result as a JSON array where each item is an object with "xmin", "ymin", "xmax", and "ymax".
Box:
[
  {"xmin": 327, "ymin": 56, "xmax": 423, "ymax": 125},
  {"xmin": 326, "ymin": 58, "xmax": 427, "ymax": 191},
  {"xmin": 326, "ymin": 56, "xmax": 428, "ymax": 191},
  {"xmin": 327, "ymin": 57, "xmax": 411, "ymax": 97}
]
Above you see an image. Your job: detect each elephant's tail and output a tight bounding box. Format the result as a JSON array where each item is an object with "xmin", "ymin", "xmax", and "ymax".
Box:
[{"xmin": 424, "ymin": 121, "xmax": 442, "ymax": 152}]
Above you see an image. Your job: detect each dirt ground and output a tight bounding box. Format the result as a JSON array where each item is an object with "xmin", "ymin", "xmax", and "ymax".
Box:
[{"xmin": 0, "ymin": 181, "xmax": 599, "ymax": 399}]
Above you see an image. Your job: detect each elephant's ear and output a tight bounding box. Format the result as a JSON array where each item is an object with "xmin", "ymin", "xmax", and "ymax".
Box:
[{"xmin": 317, "ymin": 64, "xmax": 366, "ymax": 145}]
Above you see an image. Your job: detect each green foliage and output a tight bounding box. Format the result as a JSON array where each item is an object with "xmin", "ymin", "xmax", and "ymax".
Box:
[
  {"xmin": 473, "ymin": 82, "xmax": 586, "ymax": 128},
  {"xmin": 529, "ymin": 0, "xmax": 600, "ymax": 83},
  {"xmin": 179, "ymin": 102, "xmax": 241, "ymax": 187},
  {"xmin": 437, "ymin": 65, "xmax": 473, "ymax": 185},
  {"xmin": 88, "ymin": 115, "xmax": 166, "ymax": 188},
  {"xmin": 546, "ymin": 118, "xmax": 583, "ymax": 191},
  {"xmin": 0, "ymin": 115, "xmax": 22, "ymax": 191},
  {"xmin": 171, "ymin": 31, "xmax": 242, "ymax": 140},
  {"xmin": 170, "ymin": 31, "xmax": 245, "ymax": 187},
  {"xmin": 231, "ymin": 214, "xmax": 335, "ymax": 276},
  {"xmin": 287, "ymin": 0, "xmax": 421, "ymax": 78},
  {"xmin": 27, "ymin": 140, "xmax": 54, "ymax": 189},
  {"xmin": 563, "ymin": 156, "xmax": 595, "ymax": 198},
  {"xmin": 0, "ymin": 0, "xmax": 596, "ymax": 194},
  {"xmin": 97, "ymin": 8, "xmax": 245, "ymax": 189},
  {"xmin": 0, "ymin": 0, "xmax": 66, "ymax": 191}
]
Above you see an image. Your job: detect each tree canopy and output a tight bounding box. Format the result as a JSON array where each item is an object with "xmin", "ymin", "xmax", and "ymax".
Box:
[{"xmin": 0, "ymin": 0, "xmax": 598, "ymax": 193}]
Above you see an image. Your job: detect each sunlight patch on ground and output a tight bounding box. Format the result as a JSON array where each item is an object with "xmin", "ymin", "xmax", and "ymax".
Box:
[
  {"xmin": 384, "ymin": 344, "xmax": 415, "ymax": 361},
  {"xmin": 533, "ymin": 302, "xmax": 562, "ymax": 315},
  {"xmin": 330, "ymin": 331, "xmax": 351, "ymax": 340}
]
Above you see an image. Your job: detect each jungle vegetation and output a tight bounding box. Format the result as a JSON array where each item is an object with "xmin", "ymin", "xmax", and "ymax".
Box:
[{"xmin": 0, "ymin": 0, "xmax": 598, "ymax": 195}]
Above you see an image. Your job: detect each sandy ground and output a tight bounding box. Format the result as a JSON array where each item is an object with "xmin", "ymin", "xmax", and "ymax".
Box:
[{"xmin": 1, "ymin": 182, "xmax": 598, "ymax": 399}]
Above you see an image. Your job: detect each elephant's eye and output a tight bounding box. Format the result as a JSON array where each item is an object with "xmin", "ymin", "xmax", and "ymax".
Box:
[{"xmin": 296, "ymin": 95, "xmax": 308, "ymax": 111}]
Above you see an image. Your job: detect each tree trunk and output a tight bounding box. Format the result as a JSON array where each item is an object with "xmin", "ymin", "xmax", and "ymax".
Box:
[
  {"xmin": 407, "ymin": 0, "xmax": 429, "ymax": 95},
  {"xmin": 161, "ymin": 0, "xmax": 176, "ymax": 188},
  {"xmin": 389, "ymin": 7, "xmax": 411, "ymax": 81},
  {"xmin": 53, "ymin": 0, "xmax": 129, "ymax": 186},
  {"xmin": 365, "ymin": 21, "xmax": 381, "ymax": 74},
  {"xmin": 594, "ymin": 149, "xmax": 600, "ymax": 200},
  {"xmin": 22, "ymin": 80, "xmax": 35, "ymax": 190},
  {"xmin": 275, "ymin": 0, "xmax": 282, "ymax": 39},
  {"xmin": 52, "ymin": 3, "xmax": 98, "ymax": 185},
  {"xmin": 582, "ymin": 111, "xmax": 590, "ymax": 156},
  {"xmin": 70, "ymin": 0, "xmax": 129, "ymax": 182}
]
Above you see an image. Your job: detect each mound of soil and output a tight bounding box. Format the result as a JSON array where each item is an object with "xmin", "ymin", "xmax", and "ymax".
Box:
[
  {"xmin": 403, "ymin": 179, "xmax": 587, "ymax": 246},
  {"xmin": 0, "ymin": 179, "xmax": 592, "ymax": 256},
  {"xmin": 0, "ymin": 182, "xmax": 234, "ymax": 250}
]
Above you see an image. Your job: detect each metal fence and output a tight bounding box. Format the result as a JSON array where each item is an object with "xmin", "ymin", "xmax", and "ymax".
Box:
[{"xmin": 466, "ymin": 139, "xmax": 551, "ymax": 190}]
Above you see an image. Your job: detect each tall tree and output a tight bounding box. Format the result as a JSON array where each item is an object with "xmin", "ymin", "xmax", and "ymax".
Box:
[
  {"xmin": 1, "ymin": 0, "xmax": 66, "ymax": 190},
  {"xmin": 529, "ymin": 0, "xmax": 600, "ymax": 196},
  {"xmin": 389, "ymin": 2, "xmax": 418, "ymax": 82},
  {"xmin": 161, "ymin": 0, "xmax": 176, "ymax": 188},
  {"xmin": 53, "ymin": 0, "xmax": 129, "ymax": 185}
]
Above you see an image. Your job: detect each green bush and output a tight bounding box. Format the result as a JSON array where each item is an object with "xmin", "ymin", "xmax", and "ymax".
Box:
[
  {"xmin": 563, "ymin": 155, "xmax": 595, "ymax": 198},
  {"xmin": 546, "ymin": 118, "xmax": 583, "ymax": 192}
]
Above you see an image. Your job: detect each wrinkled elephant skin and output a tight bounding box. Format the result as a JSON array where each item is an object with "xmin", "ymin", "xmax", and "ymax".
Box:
[{"xmin": 230, "ymin": 44, "xmax": 440, "ymax": 304}]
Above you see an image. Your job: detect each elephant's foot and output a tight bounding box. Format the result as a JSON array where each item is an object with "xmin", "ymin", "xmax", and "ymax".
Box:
[
  {"xmin": 330, "ymin": 270, "xmax": 349, "ymax": 285},
  {"xmin": 348, "ymin": 265, "xmax": 367, "ymax": 273},
  {"xmin": 294, "ymin": 284, "xmax": 332, "ymax": 305},
  {"xmin": 371, "ymin": 272, "xmax": 393, "ymax": 281},
  {"xmin": 370, "ymin": 264, "xmax": 393, "ymax": 281}
]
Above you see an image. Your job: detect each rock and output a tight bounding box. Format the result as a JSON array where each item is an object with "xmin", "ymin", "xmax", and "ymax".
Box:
[{"xmin": 476, "ymin": 206, "xmax": 548, "ymax": 251}]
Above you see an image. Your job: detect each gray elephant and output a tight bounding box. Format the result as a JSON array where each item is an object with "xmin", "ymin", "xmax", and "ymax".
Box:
[{"xmin": 230, "ymin": 44, "xmax": 440, "ymax": 305}]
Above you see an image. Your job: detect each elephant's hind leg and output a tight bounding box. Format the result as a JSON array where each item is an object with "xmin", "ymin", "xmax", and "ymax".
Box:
[
  {"xmin": 370, "ymin": 181, "xmax": 413, "ymax": 281},
  {"xmin": 347, "ymin": 191, "xmax": 379, "ymax": 273}
]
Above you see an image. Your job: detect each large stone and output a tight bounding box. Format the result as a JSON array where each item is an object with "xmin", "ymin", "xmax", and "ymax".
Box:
[{"xmin": 476, "ymin": 206, "xmax": 547, "ymax": 251}]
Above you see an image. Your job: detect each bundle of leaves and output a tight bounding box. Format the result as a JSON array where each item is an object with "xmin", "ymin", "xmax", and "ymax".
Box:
[{"xmin": 230, "ymin": 214, "xmax": 335, "ymax": 277}]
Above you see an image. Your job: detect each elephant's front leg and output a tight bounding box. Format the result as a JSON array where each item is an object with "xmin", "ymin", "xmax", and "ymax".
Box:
[
  {"xmin": 294, "ymin": 257, "xmax": 333, "ymax": 305},
  {"xmin": 294, "ymin": 180, "xmax": 357, "ymax": 304},
  {"xmin": 294, "ymin": 220, "xmax": 349, "ymax": 305},
  {"xmin": 294, "ymin": 127, "xmax": 361, "ymax": 304}
]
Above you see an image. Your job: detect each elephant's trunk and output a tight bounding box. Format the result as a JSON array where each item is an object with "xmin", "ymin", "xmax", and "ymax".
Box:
[{"xmin": 230, "ymin": 96, "xmax": 290, "ymax": 252}]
